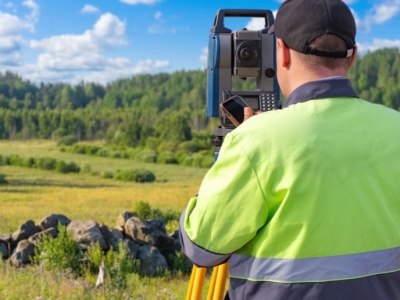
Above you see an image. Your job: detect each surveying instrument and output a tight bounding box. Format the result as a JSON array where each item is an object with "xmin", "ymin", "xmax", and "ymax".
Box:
[{"xmin": 185, "ymin": 8, "xmax": 280, "ymax": 299}]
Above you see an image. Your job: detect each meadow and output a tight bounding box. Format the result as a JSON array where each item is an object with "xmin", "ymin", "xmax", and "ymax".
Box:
[{"xmin": 0, "ymin": 140, "xmax": 217, "ymax": 299}]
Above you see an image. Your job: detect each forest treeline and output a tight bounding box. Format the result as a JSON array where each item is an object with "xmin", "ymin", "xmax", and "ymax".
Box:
[{"xmin": 0, "ymin": 48, "xmax": 400, "ymax": 151}]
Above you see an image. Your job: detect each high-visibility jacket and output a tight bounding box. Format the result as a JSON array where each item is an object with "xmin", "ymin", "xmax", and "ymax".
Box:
[{"xmin": 180, "ymin": 78, "xmax": 400, "ymax": 299}]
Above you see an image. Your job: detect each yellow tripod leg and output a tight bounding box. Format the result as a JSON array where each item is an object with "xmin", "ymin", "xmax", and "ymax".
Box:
[
  {"xmin": 186, "ymin": 266, "xmax": 207, "ymax": 300},
  {"xmin": 206, "ymin": 266, "xmax": 219, "ymax": 300},
  {"xmin": 213, "ymin": 262, "xmax": 229, "ymax": 299}
]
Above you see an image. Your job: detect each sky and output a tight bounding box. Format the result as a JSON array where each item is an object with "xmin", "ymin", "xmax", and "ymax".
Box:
[{"xmin": 0, "ymin": 0, "xmax": 400, "ymax": 85}]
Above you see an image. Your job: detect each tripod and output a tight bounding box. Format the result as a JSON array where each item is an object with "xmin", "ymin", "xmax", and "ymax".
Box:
[
  {"xmin": 185, "ymin": 127, "xmax": 231, "ymax": 300},
  {"xmin": 185, "ymin": 262, "xmax": 229, "ymax": 300}
]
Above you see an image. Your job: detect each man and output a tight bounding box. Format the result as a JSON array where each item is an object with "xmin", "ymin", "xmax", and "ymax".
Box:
[{"xmin": 179, "ymin": 0, "xmax": 400, "ymax": 299}]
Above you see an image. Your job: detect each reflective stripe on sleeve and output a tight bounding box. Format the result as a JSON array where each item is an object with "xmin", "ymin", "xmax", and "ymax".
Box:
[
  {"xmin": 230, "ymin": 246, "xmax": 400, "ymax": 283},
  {"xmin": 179, "ymin": 209, "xmax": 231, "ymax": 268}
]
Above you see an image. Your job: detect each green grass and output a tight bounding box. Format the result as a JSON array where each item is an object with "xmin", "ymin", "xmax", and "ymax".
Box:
[
  {"xmin": 0, "ymin": 140, "xmax": 221, "ymax": 299},
  {"xmin": 0, "ymin": 140, "xmax": 208, "ymax": 232}
]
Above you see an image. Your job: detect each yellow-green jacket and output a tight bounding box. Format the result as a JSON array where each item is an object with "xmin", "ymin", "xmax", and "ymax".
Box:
[{"xmin": 180, "ymin": 78, "xmax": 400, "ymax": 299}]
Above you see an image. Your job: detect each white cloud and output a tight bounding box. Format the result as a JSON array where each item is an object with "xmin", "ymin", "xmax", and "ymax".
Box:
[
  {"xmin": 357, "ymin": 38, "xmax": 400, "ymax": 54},
  {"xmin": 30, "ymin": 13, "xmax": 127, "ymax": 56},
  {"xmin": 81, "ymin": 4, "xmax": 100, "ymax": 14},
  {"xmin": 245, "ymin": 10, "xmax": 277, "ymax": 31},
  {"xmin": 355, "ymin": 0, "xmax": 400, "ymax": 31},
  {"xmin": 24, "ymin": 12, "xmax": 169, "ymax": 84},
  {"xmin": 0, "ymin": 11, "xmax": 32, "ymax": 35},
  {"xmin": 371, "ymin": 2, "xmax": 400, "ymax": 24},
  {"xmin": 0, "ymin": 8, "xmax": 35, "ymax": 66},
  {"xmin": 23, "ymin": 0, "xmax": 39, "ymax": 23},
  {"xmin": 119, "ymin": 0, "xmax": 160, "ymax": 5}
]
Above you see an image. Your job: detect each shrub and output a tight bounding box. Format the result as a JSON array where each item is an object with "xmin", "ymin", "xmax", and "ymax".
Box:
[
  {"xmin": 135, "ymin": 201, "xmax": 152, "ymax": 219},
  {"xmin": 0, "ymin": 174, "xmax": 8, "ymax": 185},
  {"xmin": 22, "ymin": 157, "xmax": 35, "ymax": 168},
  {"xmin": 34, "ymin": 224, "xmax": 81, "ymax": 274},
  {"xmin": 55, "ymin": 160, "xmax": 80, "ymax": 173},
  {"xmin": 57, "ymin": 135, "xmax": 78, "ymax": 146},
  {"xmin": 113, "ymin": 168, "xmax": 156, "ymax": 183},
  {"xmin": 85, "ymin": 145, "xmax": 101, "ymax": 155},
  {"xmin": 100, "ymin": 170, "xmax": 114, "ymax": 179},
  {"xmin": 83, "ymin": 241, "xmax": 136, "ymax": 289},
  {"xmin": 135, "ymin": 149, "xmax": 157, "ymax": 163},
  {"xmin": 35, "ymin": 157, "xmax": 57, "ymax": 170},
  {"xmin": 135, "ymin": 201, "xmax": 180, "ymax": 223},
  {"xmin": 157, "ymin": 151, "xmax": 178, "ymax": 165},
  {"xmin": 170, "ymin": 251, "xmax": 192, "ymax": 275},
  {"xmin": 80, "ymin": 162, "xmax": 92, "ymax": 174},
  {"xmin": 8, "ymin": 154, "xmax": 23, "ymax": 166},
  {"xmin": 96, "ymin": 148, "xmax": 109, "ymax": 157}
]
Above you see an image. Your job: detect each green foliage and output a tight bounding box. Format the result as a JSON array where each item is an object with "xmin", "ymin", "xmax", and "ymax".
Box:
[
  {"xmin": 34, "ymin": 224, "xmax": 81, "ymax": 274},
  {"xmin": 135, "ymin": 201, "xmax": 180, "ymax": 223},
  {"xmin": 55, "ymin": 160, "xmax": 80, "ymax": 173},
  {"xmin": 57, "ymin": 135, "xmax": 78, "ymax": 146},
  {"xmin": 170, "ymin": 251, "xmax": 193, "ymax": 275},
  {"xmin": 157, "ymin": 151, "xmax": 178, "ymax": 164},
  {"xmin": 83, "ymin": 241, "xmax": 136, "ymax": 289},
  {"xmin": 135, "ymin": 201, "xmax": 152, "ymax": 219},
  {"xmin": 135, "ymin": 149, "xmax": 157, "ymax": 163},
  {"xmin": 80, "ymin": 162, "xmax": 92, "ymax": 174},
  {"xmin": 113, "ymin": 168, "xmax": 156, "ymax": 183},
  {"xmin": 0, "ymin": 173, "xmax": 8, "ymax": 184},
  {"xmin": 35, "ymin": 157, "xmax": 57, "ymax": 170},
  {"xmin": 100, "ymin": 170, "xmax": 114, "ymax": 179}
]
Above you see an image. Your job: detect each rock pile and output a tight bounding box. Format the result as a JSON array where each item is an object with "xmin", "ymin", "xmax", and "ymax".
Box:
[{"xmin": 0, "ymin": 211, "xmax": 184, "ymax": 276}]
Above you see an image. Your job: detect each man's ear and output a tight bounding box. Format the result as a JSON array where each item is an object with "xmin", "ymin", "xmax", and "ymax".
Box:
[
  {"xmin": 348, "ymin": 45, "xmax": 358, "ymax": 68},
  {"xmin": 277, "ymin": 38, "xmax": 291, "ymax": 68}
]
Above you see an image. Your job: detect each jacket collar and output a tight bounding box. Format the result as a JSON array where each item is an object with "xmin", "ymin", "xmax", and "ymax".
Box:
[{"xmin": 283, "ymin": 77, "xmax": 358, "ymax": 108}]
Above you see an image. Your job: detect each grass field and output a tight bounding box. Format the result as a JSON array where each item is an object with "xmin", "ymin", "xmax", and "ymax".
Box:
[
  {"xmin": 0, "ymin": 140, "xmax": 208, "ymax": 232},
  {"xmin": 0, "ymin": 140, "xmax": 220, "ymax": 299}
]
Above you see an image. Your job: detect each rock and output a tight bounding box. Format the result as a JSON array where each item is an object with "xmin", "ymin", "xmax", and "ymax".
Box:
[
  {"xmin": 124, "ymin": 239, "xmax": 140, "ymax": 259},
  {"xmin": 28, "ymin": 227, "xmax": 58, "ymax": 246},
  {"xmin": 124, "ymin": 216, "xmax": 175, "ymax": 255},
  {"xmin": 0, "ymin": 242, "xmax": 8, "ymax": 259},
  {"xmin": 12, "ymin": 220, "xmax": 40, "ymax": 244},
  {"xmin": 67, "ymin": 220, "xmax": 107, "ymax": 250},
  {"xmin": 10, "ymin": 240, "xmax": 35, "ymax": 267},
  {"xmin": 116, "ymin": 211, "xmax": 138, "ymax": 228},
  {"xmin": 137, "ymin": 244, "xmax": 169, "ymax": 276},
  {"xmin": 39, "ymin": 214, "xmax": 71, "ymax": 230}
]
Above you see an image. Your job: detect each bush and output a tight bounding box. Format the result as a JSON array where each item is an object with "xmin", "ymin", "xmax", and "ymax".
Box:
[
  {"xmin": 135, "ymin": 201, "xmax": 180, "ymax": 223},
  {"xmin": 8, "ymin": 154, "xmax": 23, "ymax": 166},
  {"xmin": 135, "ymin": 150, "xmax": 157, "ymax": 163},
  {"xmin": 35, "ymin": 157, "xmax": 57, "ymax": 170},
  {"xmin": 34, "ymin": 224, "xmax": 81, "ymax": 274},
  {"xmin": 114, "ymin": 168, "xmax": 155, "ymax": 183},
  {"xmin": 100, "ymin": 170, "xmax": 114, "ymax": 179},
  {"xmin": 55, "ymin": 160, "xmax": 80, "ymax": 173},
  {"xmin": 57, "ymin": 135, "xmax": 78, "ymax": 146},
  {"xmin": 80, "ymin": 162, "xmax": 92, "ymax": 174},
  {"xmin": 22, "ymin": 157, "xmax": 35, "ymax": 168},
  {"xmin": 157, "ymin": 151, "xmax": 178, "ymax": 165},
  {"xmin": 135, "ymin": 201, "xmax": 152, "ymax": 219},
  {"xmin": 85, "ymin": 145, "xmax": 101, "ymax": 155},
  {"xmin": 0, "ymin": 174, "xmax": 8, "ymax": 185},
  {"xmin": 83, "ymin": 241, "xmax": 136, "ymax": 289},
  {"xmin": 96, "ymin": 148, "xmax": 109, "ymax": 157}
]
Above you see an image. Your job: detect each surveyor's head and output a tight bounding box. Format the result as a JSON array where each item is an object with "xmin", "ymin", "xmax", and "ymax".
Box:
[{"xmin": 269, "ymin": 0, "xmax": 357, "ymax": 95}]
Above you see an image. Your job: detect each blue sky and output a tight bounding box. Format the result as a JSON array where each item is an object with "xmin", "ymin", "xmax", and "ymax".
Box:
[{"xmin": 0, "ymin": 0, "xmax": 399, "ymax": 85}]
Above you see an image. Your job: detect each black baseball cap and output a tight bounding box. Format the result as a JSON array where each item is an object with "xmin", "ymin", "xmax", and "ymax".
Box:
[{"xmin": 269, "ymin": 0, "xmax": 356, "ymax": 58}]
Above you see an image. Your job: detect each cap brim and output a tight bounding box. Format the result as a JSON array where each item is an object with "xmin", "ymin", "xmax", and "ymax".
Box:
[{"xmin": 267, "ymin": 24, "xmax": 275, "ymax": 35}]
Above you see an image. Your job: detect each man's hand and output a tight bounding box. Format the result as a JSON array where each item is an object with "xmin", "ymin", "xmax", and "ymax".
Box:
[{"xmin": 244, "ymin": 107, "xmax": 255, "ymax": 122}]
